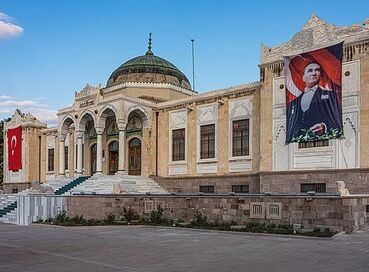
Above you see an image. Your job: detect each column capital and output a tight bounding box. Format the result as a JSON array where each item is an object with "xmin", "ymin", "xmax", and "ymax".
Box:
[
  {"xmin": 95, "ymin": 126, "xmax": 105, "ymax": 135},
  {"xmin": 59, "ymin": 133, "xmax": 67, "ymax": 141},
  {"xmin": 117, "ymin": 121, "xmax": 127, "ymax": 131},
  {"xmin": 75, "ymin": 131, "xmax": 84, "ymax": 139}
]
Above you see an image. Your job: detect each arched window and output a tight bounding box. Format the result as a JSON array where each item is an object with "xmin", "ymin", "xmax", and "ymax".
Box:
[
  {"xmin": 127, "ymin": 113, "xmax": 143, "ymax": 137},
  {"xmin": 106, "ymin": 120, "xmax": 118, "ymax": 137},
  {"xmin": 87, "ymin": 121, "xmax": 97, "ymax": 139},
  {"xmin": 109, "ymin": 141, "xmax": 119, "ymax": 151}
]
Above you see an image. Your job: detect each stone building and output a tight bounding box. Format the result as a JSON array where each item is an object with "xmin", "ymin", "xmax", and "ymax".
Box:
[{"xmin": 3, "ymin": 15, "xmax": 369, "ymax": 195}]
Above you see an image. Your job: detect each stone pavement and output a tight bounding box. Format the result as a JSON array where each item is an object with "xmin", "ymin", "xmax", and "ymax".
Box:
[{"xmin": 0, "ymin": 223, "xmax": 368, "ymax": 272}]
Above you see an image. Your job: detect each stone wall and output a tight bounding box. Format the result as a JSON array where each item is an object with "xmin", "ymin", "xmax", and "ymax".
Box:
[
  {"xmin": 66, "ymin": 194, "xmax": 369, "ymax": 233},
  {"xmin": 153, "ymin": 168, "xmax": 369, "ymax": 194},
  {"xmin": 260, "ymin": 168, "xmax": 369, "ymax": 194},
  {"xmin": 3, "ymin": 182, "xmax": 31, "ymax": 194},
  {"xmin": 152, "ymin": 174, "xmax": 260, "ymax": 193}
]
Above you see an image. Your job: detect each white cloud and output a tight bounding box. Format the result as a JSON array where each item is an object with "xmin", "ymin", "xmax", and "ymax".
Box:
[
  {"xmin": 0, "ymin": 100, "xmax": 37, "ymax": 107},
  {"xmin": 0, "ymin": 12, "xmax": 12, "ymax": 22},
  {"xmin": 0, "ymin": 95, "xmax": 12, "ymax": 100},
  {"xmin": 0, "ymin": 11, "xmax": 23, "ymax": 39},
  {"xmin": 0, "ymin": 98, "xmax": 58, "ymax": 125},
  {"xmin": 30, "ymin": 108, "xmax": 58, "ymax": 124}
]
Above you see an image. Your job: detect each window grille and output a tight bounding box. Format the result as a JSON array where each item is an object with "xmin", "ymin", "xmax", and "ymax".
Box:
[
  {"xmin": 200, "ymin": 124, "xmax": 215, "ymax": 159},
  {"xmin": 75, "ymin": 144, "xmax": 78, "ymax": 169},
  {"xmin": 266, "ymin": 203, "xmax": 282, "ymax": 219},
  {"xmin": 172, "ymin": 128, "xmax": 185, "ymax": 161},
  {"xmin": 48, "ymin": 148, "xmax": 54, "ymax": 172},
  {"xmin": 250, "ymin": 202, "xmax": 265, "ymax": 219},
  {"xmin": 199, "ymin": 186, "xmax": 215, "ymax": 193},
  {"xmin": 252, "ymin": 205, "xmax": 263, "ymax": 215},
  {"xmin": 232, "ymin": 119, "xmax": 249, "ymax": 156},
  {"xmin": 232, "ymin": 185, "xmax": 249, "ymax": 193},
  {"xmin": 300, "ymin": 183, "xmax": 326, "ymax": 193},
  {"xmin": 269, "ymin": 204, "xmax": 280, "ymax": 216},
  {"xmin": 64, "ymin": 146, "xmax": 68, "ymax": 170},
  {"xmin": 144, "ymin": 201, "xmax": 154, "ymax": 213}
]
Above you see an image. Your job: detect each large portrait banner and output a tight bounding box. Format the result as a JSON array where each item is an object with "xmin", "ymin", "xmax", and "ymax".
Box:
[{"xmin": 284, "ymin": 42, "xmax": 343, "ymax": 144}]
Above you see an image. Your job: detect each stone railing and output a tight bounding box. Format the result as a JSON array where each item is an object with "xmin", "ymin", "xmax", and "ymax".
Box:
[{"xmin": 17, "ymin": 195, "xmax": 66, "ymax": 225}]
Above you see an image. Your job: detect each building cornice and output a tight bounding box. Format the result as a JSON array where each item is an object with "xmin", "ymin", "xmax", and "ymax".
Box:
[
  {"xmin": 157, "ymin": 82, "xmax": 261, "ymax": 110},
  {"xmin": 261, "ymin": 14, "xmax": 369, "ymax": 65},
  {"xmin": 102, "ymin": 81, "xmax": 196, "ymax": 96}
]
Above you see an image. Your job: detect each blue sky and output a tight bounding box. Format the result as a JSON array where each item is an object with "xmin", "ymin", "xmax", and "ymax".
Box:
[{"xmin": 0, "ymin": 0, "xmax": 368, "ymax": 125}]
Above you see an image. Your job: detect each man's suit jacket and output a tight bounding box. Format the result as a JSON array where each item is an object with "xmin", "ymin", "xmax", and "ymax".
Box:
[{"xmin": 286, "ymin": 87, "xmax": 342, "ymax": 143}]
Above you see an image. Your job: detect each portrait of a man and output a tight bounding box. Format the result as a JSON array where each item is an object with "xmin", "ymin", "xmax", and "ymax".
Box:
[{"xmin": 284, "ymin": 43, "xmax": 344, "ymax": 143}]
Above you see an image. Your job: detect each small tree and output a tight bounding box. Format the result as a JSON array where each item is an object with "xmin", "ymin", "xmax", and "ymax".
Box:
[
  {"xmin": 0, "ymin": 118, "xmax": 11, "ymax": 185},
  {"xmin": 0, "ymin": 120, "xmax": 4, "ymax": 184}
]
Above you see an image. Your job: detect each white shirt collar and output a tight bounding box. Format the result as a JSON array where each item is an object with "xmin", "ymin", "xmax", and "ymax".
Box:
[{"xmin": 304, "ymin": 84, "xmax": 319, "ymax": 93}]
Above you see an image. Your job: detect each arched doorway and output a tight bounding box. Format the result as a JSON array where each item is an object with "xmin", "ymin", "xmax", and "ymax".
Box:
[
  {"xmin": 90, "ymin": 144, "xmax": 97, "ymax": 176},
  {"xmin": 128, "ymin": 138, "xmax": 141, "ymax": 175},
  {"xmin": 108, "ymin": 141, "xmax": 119, "ymax": 175}
]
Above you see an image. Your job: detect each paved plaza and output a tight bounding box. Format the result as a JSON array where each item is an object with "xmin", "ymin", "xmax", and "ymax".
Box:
[{"xmin": 0, "ymin": 223, "xmax": 368, "ymax": 272}]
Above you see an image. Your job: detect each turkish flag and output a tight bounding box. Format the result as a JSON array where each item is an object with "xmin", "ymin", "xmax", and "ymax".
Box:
[{"xmin": 7, "ymin": 126, "xmax": 22, "ymax": 171}]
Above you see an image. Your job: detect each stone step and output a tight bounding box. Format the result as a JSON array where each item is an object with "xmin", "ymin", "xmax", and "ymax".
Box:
[
  {"xmin": 0, "ymin": 208, "xmax": 18, "ymax": 224},
  {"xmin": 70, "ymin": 175, "xmax": 167, "ymax": 194}
]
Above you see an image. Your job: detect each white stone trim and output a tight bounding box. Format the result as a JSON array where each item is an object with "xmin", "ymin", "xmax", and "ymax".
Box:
[
  {"xmin": 124, "ymin": 102, "xmax": 151, "ymax": 128},
  {"xmin": 228, "ymin": 97, "xmax": 253, "ymax": 161},
  {"xmin": 45, "ymin": 135, "xmax": 56, "ymax": 176},
  {"xmin": 77, "ymin": 109, "xmax": 97, "ymax": 132},
  {"xmin": 196, "ymin": 103, "xmax": 218, "ymax": 165},
  {"xmin": 229, "ymin": 161, "xmax": 252, "ymax": 172},
  {"xmin": 197, "ymin": 162, "xmax": 218, "ymax": 174},
  {"xmin": 169, "ymin": 164, "xmax": 187, "ymax": 175},
  {"xmin": 168, "ymin": 109, "xmax": 188, "ymax": 166}
]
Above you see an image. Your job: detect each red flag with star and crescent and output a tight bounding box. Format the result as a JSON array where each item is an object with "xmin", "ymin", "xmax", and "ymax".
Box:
[{"xmin": 7, "ymin": 126, "xmax": 22, "ymax": 171}]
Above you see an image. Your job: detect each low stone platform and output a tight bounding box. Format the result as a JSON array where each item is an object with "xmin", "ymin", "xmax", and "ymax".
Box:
[{"xmin": 66, "ymin": 193, "xmax": 369, "ymax": 233}]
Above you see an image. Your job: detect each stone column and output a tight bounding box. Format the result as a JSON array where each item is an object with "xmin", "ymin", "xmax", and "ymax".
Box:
[
  {"xmin": 117, "ymin": 122, "xmax": 127, "ymax": 175},
  {"xmin": 76, "ymin": 131, "xmax": 84, "ymax": 175},
  {"xmin": 95, "ymin": 127, "xmax": 104, "ymax": 175},
  {"xmin": 58, "ymin": 133, "xmax": 66, "ymax": 177}
]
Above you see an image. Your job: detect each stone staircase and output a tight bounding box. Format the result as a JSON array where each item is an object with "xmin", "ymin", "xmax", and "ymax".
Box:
[
  {"xmin": 0, "ymin": 194, "xmax": 19, "ymax": 224},
  {"xmin": 70, "ymin": 174, "xmax": 167, "ymax": 194},
  {"xmin": 0, "ymin": 176, "xmax": 90, "ymax": 224},
  {"xmin": 53, "ymin": 176, "xmax": 90, "ymax": 195},
  {"xmin": 0, "ymin": 174, "xmax": 166, "ymax": 225},
  {"xmin": 46, "ymin": 177, "xmax": 75, "ymax": 193}
]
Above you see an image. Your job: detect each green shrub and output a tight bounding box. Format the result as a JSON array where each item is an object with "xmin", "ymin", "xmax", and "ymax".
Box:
[
  {"xmin": 191, "ymin": 211, "xmax": 208, "ymax": 228},
  {"xmin": 55, "ymin": 210, "xmax": 68, "ymax": 223},
  {"xmin": 302, "ymin": 227, "xmax": 336, "ymax": 237},
  {"xmin": 123, "ymin": 207, "xmax": 140, "ymax": 223},
  {"xmin": 103, "ymin": 214, "xmax": 116, "ymax": 225},
  {"xmin": 149, "ymin": 207, "xmax": 165, "ymax": 225}
]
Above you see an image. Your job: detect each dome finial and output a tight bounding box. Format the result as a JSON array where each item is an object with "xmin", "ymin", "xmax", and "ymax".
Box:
[
  {"xmin": 148, "ymin": 33, "xmax": 152, "ymax": 50},
  {"xmin": 146, "ymin": 33, "xmax": 154, "ymax": 55}
]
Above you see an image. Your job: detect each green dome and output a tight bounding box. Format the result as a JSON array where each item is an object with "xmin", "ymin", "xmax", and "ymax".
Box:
[{"xmin": 107, "ymin": 47, "xmax": 191, "ymax": 89}]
